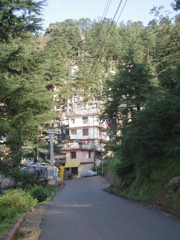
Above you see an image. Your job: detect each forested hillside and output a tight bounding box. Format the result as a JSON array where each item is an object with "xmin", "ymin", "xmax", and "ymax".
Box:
[{"xmin": 0, "ymin": 1, "xmax": 179, "ymax": 213}]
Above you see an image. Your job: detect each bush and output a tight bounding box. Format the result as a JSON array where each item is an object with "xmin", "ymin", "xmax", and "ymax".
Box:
[
  {"xmin": 0, "ymin": 189, "xmax": 37, "ymax": 221},
  {"xmin": 116, "ymin": 163, "xmax": 134, "ymax": 176},
  {"xmin": 92, "ymin": 162, "xmax": 108, "ymax": 176},
  {"xmin": 8, "ymin": 168, "xmax": 36, "ymax": 187},
  {"xmin": 28, "ymin": 184, "xmax": 51, "ymax": 202}
]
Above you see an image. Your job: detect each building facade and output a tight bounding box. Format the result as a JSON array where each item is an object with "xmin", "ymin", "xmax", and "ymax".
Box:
[{"xmin": 60, "ymin": 99, "xmax": 109, "ymax": 177}]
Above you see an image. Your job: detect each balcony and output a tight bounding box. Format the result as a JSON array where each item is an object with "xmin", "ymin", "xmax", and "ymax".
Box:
[
  {"xmin": 66, "ymin": 109, "xmax": 101, "ymax": 117},
  {"xmin": 62, "ymin": 141, "xmax": 102, "ymax": 151}
]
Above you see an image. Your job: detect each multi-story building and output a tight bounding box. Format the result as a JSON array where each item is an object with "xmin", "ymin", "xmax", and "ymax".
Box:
[{"xmin": 60, "ymin": 99, "xmax": 109, "ymax": 177}]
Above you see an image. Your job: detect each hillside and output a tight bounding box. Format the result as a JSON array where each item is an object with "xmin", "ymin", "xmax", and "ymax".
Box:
[{"xmin": 105, "ymin": 157, "xmax": 180, "ymax": 214}]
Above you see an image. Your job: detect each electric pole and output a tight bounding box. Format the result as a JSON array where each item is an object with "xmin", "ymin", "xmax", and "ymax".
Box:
[{"xmin": 49, "ymin": 129, "xmax": 55, "ymax": 177}]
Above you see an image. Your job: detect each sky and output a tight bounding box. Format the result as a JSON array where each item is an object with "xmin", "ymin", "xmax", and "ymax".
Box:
[{"xmin": 42, "ymin": 0, "xmax": 175, "ymax": 29}]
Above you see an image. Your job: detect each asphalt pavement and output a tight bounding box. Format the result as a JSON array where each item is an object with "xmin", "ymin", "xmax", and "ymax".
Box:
[{"xmin": 39, "ymin": 176, "xmax": 180, "ymax": 240}]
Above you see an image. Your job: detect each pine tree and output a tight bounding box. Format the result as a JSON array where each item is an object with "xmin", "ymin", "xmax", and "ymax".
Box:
[
  {"xmin": 0, "ymin": 0, "xmax": 46, "ymax": 42},
  {"xmin": 172, "ymin": 0, "xmax": 180, "ymax": 10},
  {"xmin": 0, "ymin": 0, "xmax": 55, "ymax": 166}
]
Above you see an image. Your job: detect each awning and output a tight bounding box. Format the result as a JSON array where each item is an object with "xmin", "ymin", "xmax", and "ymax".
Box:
[{"xmin": 65, "ymin": 162, "xmax": 80, "ymax": 168}]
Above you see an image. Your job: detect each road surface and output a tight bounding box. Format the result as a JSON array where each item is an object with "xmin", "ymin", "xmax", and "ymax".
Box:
[{"xmin": 39, "ymin": 176, "xmax": 180, "ymax": 240}]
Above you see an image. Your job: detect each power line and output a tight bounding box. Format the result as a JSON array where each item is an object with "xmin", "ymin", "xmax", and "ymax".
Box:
[
  {"xmin": 101, "ymin": 0, "xmax": 112, "ymax": 21},
  {"xmin": 80, "ymin": 0, "xmax": 113, "ymax": 88},
  {"xmin": 89, "ymin": 0, "xmax": 126, "ymax": 76},
  {"xmin": 105, "ymin": 0, "xmax": 128, "ymax": 54},
  {"xmin": 93, "ymin": 0, "xmax": 112, "ymax": 46},
  {"xmin": 116, "ymin": 0, "xmax": 128, "ymax": 24},
  {"xmin": 111, "ymin": 0, "xmax": 123, "ymax": 23}
]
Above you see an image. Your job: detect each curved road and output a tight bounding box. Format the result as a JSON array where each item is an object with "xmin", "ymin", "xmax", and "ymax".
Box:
[{"xmin": 39, "ymin": 176, "xmax": 180, "ymax": 240}]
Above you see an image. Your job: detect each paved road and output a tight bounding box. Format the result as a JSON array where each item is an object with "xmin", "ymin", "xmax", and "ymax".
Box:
[{"xmin": 39, "ymin": 176, "xmax": 180, "ymax": 240}]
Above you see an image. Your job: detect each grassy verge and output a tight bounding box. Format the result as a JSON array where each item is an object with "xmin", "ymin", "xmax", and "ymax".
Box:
[
  {"xmin": 105, "ymin": 158, "xmax": 180, "ymax": 214},
  {"xmin": 0, "ymin": 214, "xmax": 21, "ymax": 235},
  {"xmin": 0, "ymin": 184, "xmax": 60, "ymax": 235}
]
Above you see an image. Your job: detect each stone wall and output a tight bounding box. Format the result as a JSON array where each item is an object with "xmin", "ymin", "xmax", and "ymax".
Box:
[{"xmin": 0, "ymin": 173, "xmax": 15, "ymax": 188}]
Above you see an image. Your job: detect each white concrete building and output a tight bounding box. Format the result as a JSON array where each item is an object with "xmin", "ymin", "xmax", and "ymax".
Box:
[{"xmin": 61, "ymin": 100, "xmax": 109, "ymax": 177}]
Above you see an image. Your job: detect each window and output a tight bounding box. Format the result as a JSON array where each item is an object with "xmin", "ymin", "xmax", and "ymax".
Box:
[
  {"xmin": 72, "ymin": 167, "xmax": 78, "ymax": 175},
  {"xmin": 82, "ymin": 117, "xmax": 88, "ymax": 124},
  {"xmin": 83, "ymin": 129, "xmax": 88, "ymax": 136},
  {"xmin": 71, "ymin": 118, "xmax": 75, "ymax": 124},
  {"xmin": 88, "ymin": 151, "xmax": 91, "ymax": 158},
  {"xmin": 71, "ymin": 152, "xmax": 76, "ymax": 159},
  {"xmin": 71, "ymin": 129, "xmax": 77, "ymax": 135}
]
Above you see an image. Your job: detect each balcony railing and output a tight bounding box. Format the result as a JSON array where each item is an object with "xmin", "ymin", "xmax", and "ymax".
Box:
[
  {"xmin": 67, "ymin": 109, "xmax": 101, "ymax": 116},
  {"xmin": 62, "ymin": 142, "xmax": 102, "ymax": 151}
]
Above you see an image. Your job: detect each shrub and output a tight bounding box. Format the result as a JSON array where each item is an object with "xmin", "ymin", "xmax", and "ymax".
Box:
[
  {"xmin": 8, "ymin": 168, "xmax": 36, "ymax": 187},
  {"xmin": 0, "ymin": 189, "xmax": 37, "ymax": 221},
  {"xmin": 28, "ymin": 184, "xmax": 51, "ymax": 202},
  {"xmin": 92, "ymin": 162, "xmax": 108, "ymax": 176}
]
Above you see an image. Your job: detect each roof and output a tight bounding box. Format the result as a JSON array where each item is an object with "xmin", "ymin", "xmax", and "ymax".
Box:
[{"xmin": 65, "ymin": 162, "xmax": 80, "ymax": 168}]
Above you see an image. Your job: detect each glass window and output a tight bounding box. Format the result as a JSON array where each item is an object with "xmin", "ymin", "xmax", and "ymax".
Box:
[
  {"xmin": 72, "ymin": 167, "xmax": 78, "ymax": 175},
  {"xmin": 82, "ymin": 117, "xmax": 88, "ymax": 124},
  {"xmin": 71, "ymin": 118, "xmax": 75, "ymax": 124},
  {"xmin": 83, "ymin": 129, "xmax": 88, "ymax": 136},
  {"xmin": 71, "ymin": 129, "xmax": 77, "ymax": 135},
  {"xmin": 71, "ymin": 152, "xmax": 76, "ymax": 159}
]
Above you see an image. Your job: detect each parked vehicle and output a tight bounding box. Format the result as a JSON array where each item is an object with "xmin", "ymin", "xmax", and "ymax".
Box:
[
  {"xmin": 46, "ymin": 165, "xmax": 60, "ymax": 181},
  {"xmin": 65, "ymin": 171, "xmax": 73, "ymax": 180},
  {"xmin": 80, "ymin": 170, "xmax": 97, "ymax": 177},
  {"xmin": 21, "ymin": 162, "xmax": 47, "ymax": 183},
  {"xmin": 21, "ymin": 162, "xmax": 60, "ymax": 183}
]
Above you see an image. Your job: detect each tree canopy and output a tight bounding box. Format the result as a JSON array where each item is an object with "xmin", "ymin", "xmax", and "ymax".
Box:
[
  {"xmin": 0, "ymin": 1, "xmax": 179, "ymax": 172},
  {"xmin": 0, "ymin": 0, "xmax": 46, "ymax": 42},
  {"xmin": 0, "ymin": 0, "xmax": 54, "ymax": 166}
]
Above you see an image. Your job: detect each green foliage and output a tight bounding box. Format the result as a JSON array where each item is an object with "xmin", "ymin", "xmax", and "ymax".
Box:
[
  {"xmin": 105, "ymin": 157, "xmax": 180, "ymax": 212},
  {"xmin": 105, "ymin": 154, "xmax": 122, "ymax": 185},
  {"xmin": 0, "ymin": 216, "xmax": 18, "ymax": 234},
  {"xmin": 0, "ymin": 3, "xmax": 179, "ymax": 216},
  {"xmin": 120, "ymin": 159, "xmax": 180, "ymax": 211},
  {"xmin": 101, "ymin": 11, "xmax": 180, "ymax": 214},
  {"xmin": 172, "ymin": 0, "xmax": 180, "ymax": 11},
  {"xmin": 0, "ymin": 1, "xmax": 56, "ymax": 166},
  {"xmin": 92, "ymin": 162, "xmax": 108, "ymax": 176},
  {"xmin": 0, "ymin": 40, "xmax": 55, "ymax": 165},
  {"xmin": 77, "ymin": 18, "xmax": 92, "ymax": 34},
  {"xmin": 0, "ymin": 189, "xmax": 37, "ymax": 221},
  {"xmin": 116, "ymin": 162, "xmax": 134, "ymax": 177},
  {"xmin": 0, "ymin": 0, "xmax": 46, "ymax": 42},
  {"xmin": 103, "ymin": 61, "xmax": 153, "ymax": 121},
  {"xmin": 27, "ymin": 184, "xmax": 51, "ymax": 202},
  {"xmin": 120, "ymin": 92, "xmax": 180, "ymax": 166},
  {"xmin": 7, "ymin": 168, "xmax": 36, "ymax": 187},
  {"xmin": 0, "ymin": 160, "xmax": 9, "ymax": 176}
]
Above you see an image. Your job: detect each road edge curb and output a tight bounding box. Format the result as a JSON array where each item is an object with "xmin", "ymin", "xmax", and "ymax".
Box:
[{"xmin": 6, "ymin": 214, "xmax": 26, "ymax": 240}]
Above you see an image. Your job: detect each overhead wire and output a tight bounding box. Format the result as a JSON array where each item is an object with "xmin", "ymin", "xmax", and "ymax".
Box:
[
  {"xmin": 85, "ymin": 0, "xmax": 112, "ymax": 84},
  {"xmin": 101, "ymin": 0, "xmax": 112, "ymax": 21},
  {"xmin": 116, "ymin": 0, "xmax": 128, "ymax": 24},
  {"xmin": 89, "ymin": 0, "xmax": 127, "ymax": 76},
  {"xmin": 92, "ymin": 0, "xmax": 112, "ymax": 48},
  {"xmin": 103, "ymin": 0, "xmax": 128, "ymax": 54},
  {"xmin": 77, "ymin": 0, "xmax": 112, "ymax": 91}
]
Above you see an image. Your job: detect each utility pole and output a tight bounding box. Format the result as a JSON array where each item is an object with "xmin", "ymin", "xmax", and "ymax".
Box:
[
  {"xmin": 49, "ymin": 129, "xmax": 55, "ymax": 177},
  {"xmin": 36, "ymin": 135, "xmax": 39, "ymax": 163},
  {"xmin": 93, "ymin": 114, "xmax": 97, "ymax": 172}
]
